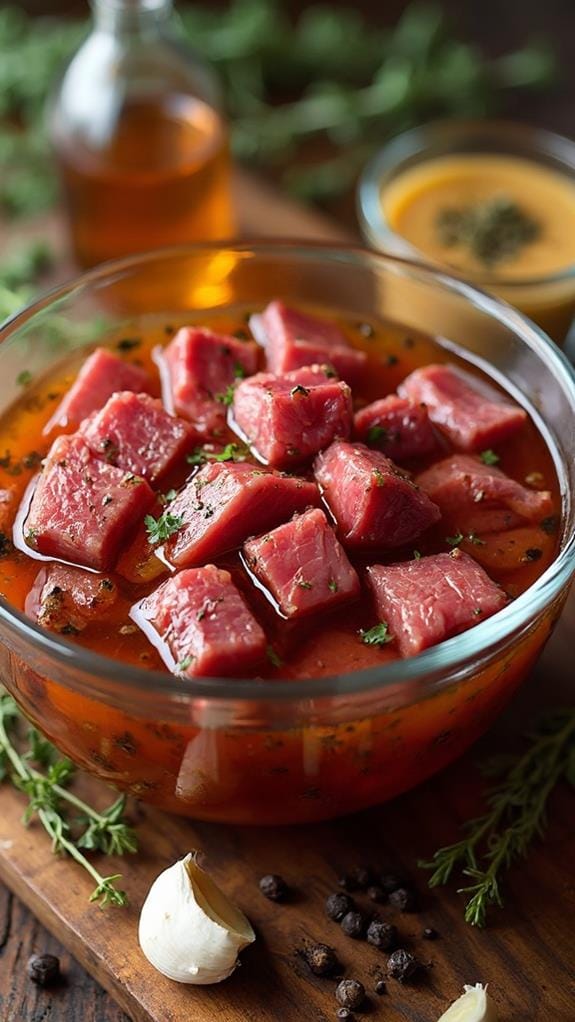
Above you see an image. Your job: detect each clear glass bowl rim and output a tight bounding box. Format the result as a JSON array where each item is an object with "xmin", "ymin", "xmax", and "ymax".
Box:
[
  {"xmin": 357, "ymin": 118, "xmax": 575, "ymax": 288},
  {"xmin": 0, "ymin": 239, "xmax": 574, "ymax": 705}
]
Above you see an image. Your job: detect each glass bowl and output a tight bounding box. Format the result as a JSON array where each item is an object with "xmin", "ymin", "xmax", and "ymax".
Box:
[
  {"xmin": 0, "ymin": 242, "xmax": 574, "ymax": 824},
  {"xmin": 357, "ymin": 120, "xmax": 575, "ymax": 344}
]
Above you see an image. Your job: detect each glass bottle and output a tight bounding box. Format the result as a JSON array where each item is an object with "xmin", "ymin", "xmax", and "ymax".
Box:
[{"xmin": 49, "ymin": 0, "xmax": 234, "ymax": 268}]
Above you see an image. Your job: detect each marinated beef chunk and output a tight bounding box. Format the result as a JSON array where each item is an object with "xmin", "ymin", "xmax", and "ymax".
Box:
[
  {"xmin": 45, "ymin": 348, "xmax": 151, "ymax": 432},
  {"xmin": 243, "ymin": 508, "xmax": 360, "ymax": 618},
  {"xmin": 159, "ymin": 326, "xmax": 258, "ymax": 436},
  {"xmin": 232, "ymin": 364, "xmax": 352, "ymax": 468},
  {"xmin": 367, "ymin": 551, "xmax": 508, "ymax": 657},
  {"xmin": 132, "ymin": 565, "xmax": 266, "ymax": 676},
  {"xmin": 24, "ymin": 434, "xmax": 154, "ymax": 571},
  {"xmin": 399, "ymin": 363, "xmax": 527, "ymax": 451},
  {"xmin": 314, "ymin": 440, "xmax": 441, "ymax": 549},
  {"xmin": 354, "ymin": 394, "xmax": 437, "ymax": 463},
  {"xmin": 416, "ymin": 454, "xmax": 553, "ymax": 524},
  {"xmin": 25, "ymin": 563, "xmax": 118, "ymax": 634},
  {"xmin": 250, "ymin": 301, "xmax": 367, "ymax": 384},
  {"xmin": 164, "ymin": 461, "xmax": 319, "ymax": 568},
  {"xmin": 81, "ymin": 391, "xmax": 195, "ymax": 483}
]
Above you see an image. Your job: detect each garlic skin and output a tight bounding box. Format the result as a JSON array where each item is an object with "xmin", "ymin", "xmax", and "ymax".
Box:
[
  {"xmin": 139, "ymin": 852, "xmax": 255, "ymax": 984},
  {"xmin": 437, "ymin": 984, "xmax": 498, "ymax": 1022}
]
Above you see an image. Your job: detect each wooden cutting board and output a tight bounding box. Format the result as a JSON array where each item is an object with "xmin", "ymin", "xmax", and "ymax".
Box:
[{"xmin": 0, "ymin": 170, "xmax": 574, "ymax": 1022}]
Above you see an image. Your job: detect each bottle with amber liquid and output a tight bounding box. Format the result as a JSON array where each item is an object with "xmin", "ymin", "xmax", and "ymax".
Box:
[{"xmin": 50, "ymin": 0, "xmax": 233, "ymax": 267}]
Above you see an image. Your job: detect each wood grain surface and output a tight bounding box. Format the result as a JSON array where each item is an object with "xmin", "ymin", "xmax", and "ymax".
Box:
[{"xmin": 0, "ymin": 155, "xmax": 574, "ymax": 1022}]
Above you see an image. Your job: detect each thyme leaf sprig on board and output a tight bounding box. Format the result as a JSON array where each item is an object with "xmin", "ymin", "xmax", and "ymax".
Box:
[
  {"xmin": 419, "ymin": 707, "xmax": 575, "ymax": 926},
  {"xmin": 0, "ymin": 690, "xmax": 137, "ymax": 907}
]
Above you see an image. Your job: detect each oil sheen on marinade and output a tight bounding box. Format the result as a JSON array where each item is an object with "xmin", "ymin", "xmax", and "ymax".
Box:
[{"xmin": 0, "ymin": 310, "xmax": 561, "ymax": 680}]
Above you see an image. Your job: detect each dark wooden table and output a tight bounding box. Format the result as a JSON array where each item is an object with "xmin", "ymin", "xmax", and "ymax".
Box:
[{"xmin": 2, "ymin": 2, "xmax": 575, "ymax": 1019}]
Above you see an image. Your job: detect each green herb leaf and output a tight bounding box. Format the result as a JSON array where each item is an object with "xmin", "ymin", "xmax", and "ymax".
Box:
[
  {"xmin": 480, "ymin": 449, "xmax": 500, "ymax": 466},
  {"xmin": 16, "ymin": 370, "xmax": 32, "ymax": 387},
  {"xmin": 360, "ymin": 622, "xmax": 394, "ymax": 647},
  {"xmin": 175, "ymin": 656, "xmax": 193, "ymax": 674},
  {"xmin": 367, "ymin": 425, "xmax": 388, "ymax": 444},
  {"xmin": 419, "ymin": 707, "xmax": 575, "ymax": 926},
  {"xmin": 446, "ymin": 532, "xmax": 464, "ymax": 547},
  {"xmin": 267, "ymin": 645, "xmax": 283, "ymax": 668},
  {"xmin": 216, "ymin": 383, "xmax": 235, "ymax": 406},
  {"xmin": 144, "ymin": 511, "xmax": 184, "ymax": 545},
  {"xmin": 213, "ymin": 442, "xmax": 250, "ymax": 462}
]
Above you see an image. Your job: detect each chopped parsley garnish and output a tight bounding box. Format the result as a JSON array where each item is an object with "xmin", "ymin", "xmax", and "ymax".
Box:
[
  {"xmin": 290, "ymin": 384, "xmax": 310, "ymax": 397},
  {"xmin": 17, "ymin": 370, "xmax": 32, "ymax": 387},
  {"xmin": 436, "ymin": 197, "xmax": 540, "ymax": 268},
  {"xmin": 413, "ymin": 550, "xmax": 422, "ymax": 560},
  {"xmin": 297, "ymin": 579, "xmax": 313, "ymax": 590},
  {"xmin": 446, "ymin": 532, "xmax": 464, "ymax": 547},
  {"xmin": 328, "ymin": 580, "xmax": 339, "ymax": 593},
  {"xmin": 144, "ymin": 511, "xmax": 184, "ymax": 545},
  {"xmin": 216, "ymin": 383, "xmax": 235, "ymax": 406},
  {"xmin": 446, "ymin": 531, "xmax": 485, "ymax": 548},
  {"xmin": 159, "ymin": 488, "xmax": 177, "ymax": 505},
  {"xmin": 367, "ymin": 425, "xmax": 388, "ymax": 444},
  {"xmin": 187, "ymin": 443, "xmax": 249, "ymax": 466},
  {"xmin": 480, "ymin": 449, "xmax": 500, "ymax": 466},
  {"xmin": 360, "ymin": 622, "xmax": 394, "ymax": 647},
  {"xmin": 267, "ymin": 645, "xmax": 283, "ymax": 668},
  {"xmin": 372, "ymin": 468, "xmax": 386, "ymax": 487},
  {"xmin": 233, "ymin": 361, "xmax": 247, "ymax": 378},
  {"xmin": 213, "ymin": 443, "xmax": 250, "ymax": 462},
  {"xmin": 175, "ymin": 656, "xmax": 193, "ymax": 673},
  {"xmin": 186, "ymin": 448, "xmax": 207, "ymax": 466}
]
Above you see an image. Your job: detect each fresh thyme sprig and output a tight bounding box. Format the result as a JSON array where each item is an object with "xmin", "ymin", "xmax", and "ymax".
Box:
[
  {"xmin": 0, "ymin": 690, "xmax": 137, "ymax": 907},
  {"xmin": 419, "ymin": 707, "xmax": 575, "ymax": 926},
  {"xmin": 0, "ymin": 1, "xmax": 558, "ymax": 213}
]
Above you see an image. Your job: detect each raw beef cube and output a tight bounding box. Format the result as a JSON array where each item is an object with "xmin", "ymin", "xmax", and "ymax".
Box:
[
  {"xmin": 24, "ymin": 434, "xmax": 154, "ymax": 570},
  {"xmin": 354, "ymin": 394, "xmax": 437, "ymax": 462},
  {"xmin": 243, "ymin": 508, "xmax": 360, "ymax": 618},
  {"xmin": 367, "ymin": 551, "xmax": 507, "ymax": 657},
  {"xmin": 25, "ymin": 563, "xmax": 118, "ymax": 634},
  {"xmin": 132, "ymin": 565, "xmax": 266, "ymax": 677},
  {"xmin": 250, "ymin": 301, "xmax": 367, "ymax": 384},
  {"xmin": 45, "ymin": 348, "xmax": 151, "ymax": 432},
  {"xmin": 232, "ymin": 364, "xmax": 352, "ymax": 467},
  {"xmin": 314, "ymin": 440, "xmax": 441, "ymax": 548},
  {"xmin": 80, "ymin": 391, "xmax": 195, "ymax": 483},
  {"xmin": 164, "ymin": 461, "xmax": 319, "ymax": 568},
  {"xmin": 399, "ymin": 363, "xmax": 527, "ymax": 451},
  {"xmin": 159, "ymin": 327, "xmax": 259, "ymax": 436},
  {"xmin": 416, "ymin": 454, "xmax": 553, "ymax": 524}
]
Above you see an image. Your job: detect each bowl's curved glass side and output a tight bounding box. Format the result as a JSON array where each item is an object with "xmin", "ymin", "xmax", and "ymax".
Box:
[
  {"xmin": 1, "ymin": 591, "xmax": 565, "ymax": 822},
  {"xmin": 0, "ymin": 242, "xmax": 573, "ymax": 822}
]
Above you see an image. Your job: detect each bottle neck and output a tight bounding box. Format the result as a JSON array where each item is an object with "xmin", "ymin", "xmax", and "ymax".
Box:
[{"xmin": 92, "ymin": 0, "xmax": 174, "ymax": 34}]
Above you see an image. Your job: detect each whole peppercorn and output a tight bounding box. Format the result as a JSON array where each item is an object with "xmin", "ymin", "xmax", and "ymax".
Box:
[
  {"xmin": 259, "ymin": 873, "xmax": 289, "ymax": 902},
  {"xmin": 335, "ymin": 978, "xmax": 366, "ymax": 1011},
  {"xmin": 387, "ymin": 948, "xmax": 421, "ymax": 983},
  {"xmin": 379, "ymin": 872, "xmax": 404, "ymax": 894},
  {"xmin": 340, "ymin": 910, "xmax": 367, "ymax": 939},
  {"xmin": 325, "ymin": 891, "xmax": 355, "ymax": 922},
  {"xmin": 422, "ymin": 926, "xmax": 439, "ymax": 940},
  {"xmin": 348, "ymin": 865, "xmax": 373, "ymax": 889},
  {"xmin": 301, "ymin": 942, "xmax": 340, "ymax": 977},
  {"xmin": 374, "ymin": 979, "xmax": 387, "ymax": 995},
  {"xmin": 27, "ymin": 954, "xmax": 61, "ymax": 987},
  {"xmin": 366, "ymin": 919, "xmax": 398, "ymax": 951},
  {"xmin": 366, "ymin": 884, "xmax": 385, "ymax": 903},
  {"xmin": 389, "ymin": 886, "xmax": 417, "ymax": 912}
]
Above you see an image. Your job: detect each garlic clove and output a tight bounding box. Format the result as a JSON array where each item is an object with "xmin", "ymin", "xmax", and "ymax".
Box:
[
  {"xmin": 437, "ymin": 984, "xmax": 498, "ymax": 1022},
  {"xmin": 139, "ymin": 851, "xmax": 255, "ymax": 985}
]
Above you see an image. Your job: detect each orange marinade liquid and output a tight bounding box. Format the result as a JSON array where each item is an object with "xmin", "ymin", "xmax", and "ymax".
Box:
[{"xmin": 53, "ymin": 94, "xmax": 233, "ymax": 268}]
